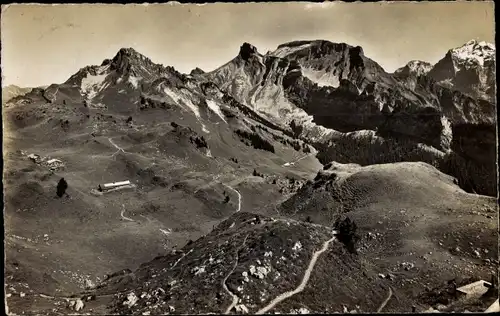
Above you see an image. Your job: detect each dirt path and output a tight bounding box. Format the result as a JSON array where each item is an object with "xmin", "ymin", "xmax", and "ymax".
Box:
[
  {"xmin": 223, "ymin": 184, "xmax": 242, "ymax": 213},
  {"xmin": 120, "ymin": 205, "xmax": 134, "ymax": 222},
  {"xmin": 377, "ymin": 286, "xmax": 393, "ymax": 313},
  {"xmin": 108, "ymin": 137, "xmax": 126, "ymax": 157},
  {"xmin": 170, "ymin": 249, "xmax": 194, "ymax": 270},
  {"xmin": 223, "ymin": 234, "xmax": 249, "ymax": 314},
  {"xmin": 255, "ymin": 235, "xmax": 337, "ymax": 314}
]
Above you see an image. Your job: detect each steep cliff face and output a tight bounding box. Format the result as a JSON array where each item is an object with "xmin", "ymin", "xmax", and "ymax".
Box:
[
  {"xmin": 394, "ymin": 60, "xmax": 433, "ymax": 90},
  {"xmin": 205, "ymin": 42, "xmax": 267, "ymax": 104},
  {"xmin": 428, "ymin": 40, "xmax": 496, "ymax": 104},
  {"xmin": 205, "ymin": 40, "xmax": 495, "ymax": 154},
  {"xmin": 201, "ymin": 39, "xmax": 496, "ymax": 196}
]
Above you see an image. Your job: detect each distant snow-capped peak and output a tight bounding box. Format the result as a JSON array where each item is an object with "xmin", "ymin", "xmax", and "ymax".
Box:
[
  {"xmin": 395, "ymin": 60, "xmax": 433, "ymax": 77},
  {"xmin": 450, "ymin": 39, "xmax": 495, "ymax": 67},
  {"xmin": 406, "ymin": 60, "xmax": 433, "ymax": 74}
]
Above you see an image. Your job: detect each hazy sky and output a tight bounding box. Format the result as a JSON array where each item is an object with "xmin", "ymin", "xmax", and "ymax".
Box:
[{"xmin": 1, "ymin": 2, "xmax": 495, "ymax": 87}]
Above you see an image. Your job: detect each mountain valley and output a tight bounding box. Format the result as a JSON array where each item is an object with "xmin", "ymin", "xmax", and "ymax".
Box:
[{"xmin": 2, "ymin": 38, "xmax": 498, "ymax": 314}]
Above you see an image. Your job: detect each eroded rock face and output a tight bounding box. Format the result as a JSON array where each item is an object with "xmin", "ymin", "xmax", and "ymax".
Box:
[
  {"xmin": 206, "ymin": 40, "xmax": 495, "ymax": 155},
  {"xmin": 395, "ymin": 60, "xmax": 433, "ymax": 79},
  {"xmin": 190, "ymin": 67, "xmax": 205, "ymax": 76},
  {"xmin": 239, "ymin": 42, "xmax": 259, "ymax": 61},
  {"xmin": 428, "ymin": 40, "xmax": 496, "ymax": 104}
]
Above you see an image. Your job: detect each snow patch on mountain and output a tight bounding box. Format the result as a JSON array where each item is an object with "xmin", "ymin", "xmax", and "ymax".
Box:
[
  {"xmin": 300, "ymin": 115, "xmax": 339, "ymax": 142},
  {"xmin": 451, "ymin": 40, "xmax": 495, "ymax": 67},
  {"xmin": 80, "ymin": 70, "xmax": 108, "ymax": 102},
  {"xmin": 344, "ymin": 130, "xmax": 379, "ymax": 139},
  {"xmin": 163, "ymin": 87, "xmax": 209, "ymax": 133},
  {"xmin": 407, "ymin": 61, "xmax": 432, "ymax": 74},
  {"xmin": 301, "ymin": 66, "xmax": 340, "ymax": 88},
  {"xmin": 395, "ymin": 60, "xmax": 433, "ymax": 77},
  {"xmin": 205, "ymin": 99, "xmax": 227, "ymax": 123},
  {"xmin": 271, "ymin": 43, "xmax": 312, "ymax": 59}
]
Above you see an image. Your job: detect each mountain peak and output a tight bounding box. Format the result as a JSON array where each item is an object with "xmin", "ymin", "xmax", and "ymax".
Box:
[
  {"xmin": 428, "ymin": 39, "xmax": 496, "ymax": 103},
  {"xmin": 109, "ymin": 47, "xmax": 159, "ymax": 77},
  {"xmin": 116, "ymin": 47, "xmax": 143, "ymax": 57},
  {"xmin": 190, "ymin": 67, "xmax": 205, "ymax": 76},
  {"xmin": 239, "ymin": 42, "xmax": 259, "ymax": 60},
  {"xmin": 449, "ymin": 39, "xmax": 495, "ymax": 67},
  {"xmin": 461, "ymin": 39, "xmax": 495, "ymax": 50},
  {"xmin": 271, "ymin": 40, "xmax": 364, "ymax": 60},
  {"xmin": 111, "ymin": 47, "xmax": 149, "ymax": 64},
  {"xmin": 394, "ymin": 60, "xmax": 433, "ymax": 77}
]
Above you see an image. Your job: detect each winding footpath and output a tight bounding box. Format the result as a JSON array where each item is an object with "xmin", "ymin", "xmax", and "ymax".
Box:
[
  {"xmin": 108, "ymin": 137, "xmax": 126, "ymax": 157},
  {"xmin": 223, "ymin": 184, "xmax": 242, "ymax": 213},
  {"xmin": 376, "ymin": 286, "xmax": 393, "ymax": 313},
  {"xmin": 255, "ymin": 234, "xmax": 337, "ymax": 314},
  {"xmin": 120, "ymin": 204, "xmax": 134, "ymax": 222},
  {"xmin": 170, "ymin": 249, "xmax": 194, "ymax": 270},
  {"xmin": 223, "ymin": 234, "xmax": 249, "ymax": 314}
]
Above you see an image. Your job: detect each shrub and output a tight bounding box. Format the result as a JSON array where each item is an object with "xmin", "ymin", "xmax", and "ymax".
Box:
[
  {"xmin": 334, "ymin": 217, "xmax": 359, "ymax": 254},
  {"xmin": 56, "ymin": 177, "xmax": 68, "ymax": 198},
  {"xmin": 190, "ymin": 135, "xmax": 208, "ymax": 149},
  {"xmin": 235, "ymin": 129, "xmax": 275, "ymax": 153}
]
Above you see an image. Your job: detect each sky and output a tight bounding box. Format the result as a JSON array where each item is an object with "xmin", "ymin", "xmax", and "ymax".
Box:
[{"xmin": 1, "ymin": 1, "xmax": 495, "ymax": 88}]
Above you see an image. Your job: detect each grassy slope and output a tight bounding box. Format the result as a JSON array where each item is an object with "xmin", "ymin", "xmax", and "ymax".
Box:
[{"xmin": 3, "ymin": 87, "xmax": 323, "ymax": 313}]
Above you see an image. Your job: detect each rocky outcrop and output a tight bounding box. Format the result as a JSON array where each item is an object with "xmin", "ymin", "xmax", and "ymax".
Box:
[
  {"xmin": 203, "ymin": 40, "xmax": 496, "ymax": 195},
  {"xmin": 428, "ymin": 40, "xmax": 496, "ymax": 103},
  {"xmin": 206, "ymin": 40, "xmax": 495, "ymax": 156},
  {"xmin": 2, "ymin": 85, "xmax": 33, "ymax": 104},
  {"xmin": 394, "ymin": 60, "xmax": 433, "ymax": 78},
  {"xmin": 190, "ymin": 67, "xmax": 205, "ymax": 76}
]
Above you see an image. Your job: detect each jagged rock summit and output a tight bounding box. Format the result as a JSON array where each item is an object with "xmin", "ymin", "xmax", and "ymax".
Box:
[
  {"xmin": 394, "ymin": 60, "xmax": 433, "ymax": 78},
  {"xmin": 428, "ymin": 39, "xmax": 496, "ymax": 103}
]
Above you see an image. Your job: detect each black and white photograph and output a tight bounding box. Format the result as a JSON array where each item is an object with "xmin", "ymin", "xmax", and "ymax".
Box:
[{"xmin": 1, "ymin": 1, "xmax": 498, "ymax": 314}]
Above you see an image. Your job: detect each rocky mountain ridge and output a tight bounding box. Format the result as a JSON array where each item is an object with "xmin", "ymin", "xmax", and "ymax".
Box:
[
  {"xmin": 2, "ymin": 85, "xmax": 36, "ymax": 105},
  {"xmin": 4, "ymin": 38, "xmax": 498, "ymax": 315},
  {"xmin": 428, "ymin": 40, "xmax": 496, "ymax": 103},
  {"xmin": 6, "ymin": 39, "xmax": 497, "ymax": 195},
  {"xmin": 5, "ymin": 39, "xmax": 497, "ymax": 197},
  {"xmin": 206, "ymin": 40, "xmax": 495, "ymax": 151}
]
